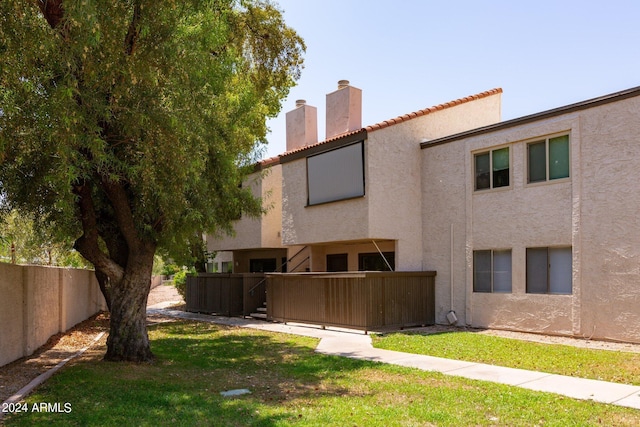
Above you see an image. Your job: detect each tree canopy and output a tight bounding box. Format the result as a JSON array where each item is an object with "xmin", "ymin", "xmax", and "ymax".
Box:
[{"xmin": 0, "ymin": 0, "xmax": 304, "ymax": 361}]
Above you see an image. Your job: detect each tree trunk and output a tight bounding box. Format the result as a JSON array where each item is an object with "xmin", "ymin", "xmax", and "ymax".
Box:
[{"xmin": 104, "ymin": 250, "xmax": 155, "ymax": 362}]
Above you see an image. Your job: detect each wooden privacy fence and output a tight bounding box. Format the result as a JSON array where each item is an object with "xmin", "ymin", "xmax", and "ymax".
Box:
[
  {"xmin": 267, "ymin": 271, "xmax": 436, "ymax": 332},
  {"xmin": 186, "ymin": 273, "xmax": 266, "ymax": 316}
]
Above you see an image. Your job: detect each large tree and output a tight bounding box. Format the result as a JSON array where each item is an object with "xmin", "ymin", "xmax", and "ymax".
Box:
[{"xmin": 0, "ymin": 0, "xmax": 304, "ymax": 361}]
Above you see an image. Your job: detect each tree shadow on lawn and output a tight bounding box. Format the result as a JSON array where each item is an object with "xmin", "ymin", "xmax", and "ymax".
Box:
[{"xmin": 8, "ymin": 321, "xmax": 373, "ymax": 427}]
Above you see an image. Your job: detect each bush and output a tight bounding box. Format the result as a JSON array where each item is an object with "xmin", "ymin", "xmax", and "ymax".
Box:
[
  {"xmin": 172, "ymin": 268, "xmax": 195, "ymax": 299},
  {"xmin": 162, "ymin": 263, "xmax": 181, "ymax": 277}
]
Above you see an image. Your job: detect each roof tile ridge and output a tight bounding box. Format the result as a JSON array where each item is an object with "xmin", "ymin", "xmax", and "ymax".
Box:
[{"xmin": 366, "ymin": 88, "xmax": 503, "ymax": 132}]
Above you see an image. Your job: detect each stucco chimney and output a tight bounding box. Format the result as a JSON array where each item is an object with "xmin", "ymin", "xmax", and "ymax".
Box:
[
  {"xmin": 285, "ymin": 99, "xmax": 318, "ymax": 152},
  {"xmin": 325, "ymin": 80, "xmax": 362, "ymax": 139}
]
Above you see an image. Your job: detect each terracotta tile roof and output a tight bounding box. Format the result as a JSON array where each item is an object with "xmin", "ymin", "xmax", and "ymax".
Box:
[
  {"xmin": 258, "ymin": 155, "xmax": 280, "ymax": 168},
  {"xmin": 366, "ymin": 88, "xmax": 503, "ymax": 132},
  {"xmin": 273, "ymin": 87, "xmax": 503, "ymax": 163},
  {"xmin": 279, "ymin": 129, "xmax": 366, "ymax": 158}
]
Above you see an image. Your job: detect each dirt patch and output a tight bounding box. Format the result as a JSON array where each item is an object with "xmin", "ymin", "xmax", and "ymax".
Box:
[
  {"xmin": 0, "ymin": 313, "xmax": 110, "ymax": 404},
  {"xmin": 0, "ymin": 284, "xmax": 184, "ymax": 404}
]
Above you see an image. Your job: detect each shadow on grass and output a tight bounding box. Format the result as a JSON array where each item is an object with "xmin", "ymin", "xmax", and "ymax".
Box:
[{"xmin": 6, "ymin": 321, "xmax": 372, "ymax": 427}]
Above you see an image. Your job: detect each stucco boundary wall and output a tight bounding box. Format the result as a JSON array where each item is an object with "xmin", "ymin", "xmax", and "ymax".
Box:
[{"xmin": 0, "ymin": 263, "xmax": 107, "ymax": 368}]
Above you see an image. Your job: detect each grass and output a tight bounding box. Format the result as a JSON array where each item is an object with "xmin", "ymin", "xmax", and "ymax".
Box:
[
  {"xmin": 4, "ymin": 321, "xmax": 640, "ymax": 426},
  {"xmin": 372, "ymin": 330, "xmax": 640, "ymax": 385}
]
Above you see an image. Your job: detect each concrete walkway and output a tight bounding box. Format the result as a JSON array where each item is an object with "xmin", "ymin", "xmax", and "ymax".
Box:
[{"xmin": 148, "ymin": 306, "xmax": 640, "ymax": 411}]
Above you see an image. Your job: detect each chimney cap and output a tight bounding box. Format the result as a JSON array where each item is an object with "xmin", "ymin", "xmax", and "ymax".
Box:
[
  {"xmin": 295, "ymin": 99, "xmax": 307, "ymax": 107},
  {"xmin": 337, "ymin": 80, "xmax": 350, "ymax": 89}
]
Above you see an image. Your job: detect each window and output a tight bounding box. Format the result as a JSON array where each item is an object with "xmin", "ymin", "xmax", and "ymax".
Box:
[
  {"xmin": 307, "ymin": 141, "xmax": 365, "ymax": 205},
  {"xmin": 358, "ymin": 252, "xmax": 395, "ymax": 271},
  {"xmin": 527, "ymin": 135, "xmax": 569, "ymax": 183},
  {"xmin": 221, "ymin": 261, "xmax": 232, "ymax": 273},
  {"xmin": 473, "ymin": 250, "xmax": 512, "ymax": 293},
  {"xmin": 526, "ymin": 247, "xmax": 572, "ymax": 294},
  {"xmin": 249, "ymin": 258, "xmax": 277, "ymax": 273},
  {"xmin": 474, "ymin": 147, "xmax": 509, "ymax": 190},
  {"xmin": 326, "ymin": 253, "xmax": 348, "ymax": 272}
]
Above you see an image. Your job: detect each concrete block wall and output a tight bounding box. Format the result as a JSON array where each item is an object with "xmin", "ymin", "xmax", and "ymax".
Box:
[{"xmin": 0, "ymin": 263, "xmax": 107, "ymax": 367}]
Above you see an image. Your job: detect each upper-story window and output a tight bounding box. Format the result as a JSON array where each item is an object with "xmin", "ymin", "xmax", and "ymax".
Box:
[
  {"xmin": 527, "ymin": 135, "xmax": 569, "ymax": 183},
  {"xmin": 474, "ymin": 146, "xmax": 509, "ymax": 191},
  {"xmin": 307, "ymin": 141, "xmax": 365, "ymax": 205}
]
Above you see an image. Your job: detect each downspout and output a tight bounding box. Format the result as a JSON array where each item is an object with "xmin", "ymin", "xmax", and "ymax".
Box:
[
  {"xmin": 447, "ymin": 223, "xmax": 458, "ymax": 324},
  {"xmin": 372, "ymin": 240, "xmax": 394, "ymax": 271}
]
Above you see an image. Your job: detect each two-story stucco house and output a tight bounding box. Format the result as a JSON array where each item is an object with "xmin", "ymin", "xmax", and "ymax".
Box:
[
  {"xmin": 421, "ymin": 86, "xmax": 640, "ymax": 343},
  {"xmin": 207, "ymin": 81, "xmax": 640, "ymax": 343},
  {"xmin": 208, "ymin": 81, "xmax": 502, "ymax": 273}
]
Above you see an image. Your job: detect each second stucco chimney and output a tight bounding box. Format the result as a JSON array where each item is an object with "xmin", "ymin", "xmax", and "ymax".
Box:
[
  {"xmin": 325, "ymin": 80, "xmax": 362, "ymax": 139},
  {"xmin": 285, "ymin": 99, "xmax": 318, "ymax": 152}
]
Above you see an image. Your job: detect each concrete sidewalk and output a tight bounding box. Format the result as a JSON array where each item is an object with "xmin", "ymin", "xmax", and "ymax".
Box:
[{"xmin": 147, "ymin": 307, "xmax": 640, "ymax": 410}]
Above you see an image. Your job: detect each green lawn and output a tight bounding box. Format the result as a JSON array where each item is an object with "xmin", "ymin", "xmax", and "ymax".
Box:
[
  {"xmin": 372, "ymin": 330, "xmax": 640, "ymax": 385},
  {"xmin": 4, "ymin": 321, "xmax": 640, "ymax": 426}
]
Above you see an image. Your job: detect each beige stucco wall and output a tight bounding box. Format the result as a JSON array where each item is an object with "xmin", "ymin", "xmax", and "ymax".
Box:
[
  {"xmin": 0, "ymin": 263, "xmax": 25, "ymax": 367},
  {"xmin": 281, "ymin": 153, "xmax": 369, "ymax": 246},
  {"xmin": 282, "ymin": 92, "xmax": 502, "ymax": 272},
  {"xmin": 577, "ymin": 97, "xmax": 640, "ymax": 343},
  {"xmin": 422, "ymin": 94, "xmax": 640, "ymax": 343},
  {"xmin": 0, "ymin": 263, "xmax": 107, "ymax": 367},
  {"xmin": 207, "ymin": 164, "xmax": 283, "ymax": 252}
]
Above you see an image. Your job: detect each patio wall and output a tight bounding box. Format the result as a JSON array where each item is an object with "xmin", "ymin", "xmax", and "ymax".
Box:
[
  {"xmin": 185, "ymin": 273, "xmax": 266, "ymax": 316},
  {"xmin": 267, "ymin": 271, "xmax": 436, "ymax": 333}
]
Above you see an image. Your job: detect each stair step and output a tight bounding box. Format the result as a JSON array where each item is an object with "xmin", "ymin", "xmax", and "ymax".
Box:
[
  {"xmin": 250, "ymin": 312, "xmax": 267, "ymax": 319},
  {"xmin": 256, "ymin": 307, "xmax": 267, "ymax": 312}
]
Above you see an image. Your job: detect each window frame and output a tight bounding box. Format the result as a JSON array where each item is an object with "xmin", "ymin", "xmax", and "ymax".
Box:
[
  {"xmin": 473, "ymin": 249, "xmax": 512, "ymax": 293},
  {"xmin": 473, "ymin": 145, "xmax": 511, "ymax": 192},
  {"xmin": 526, "ymin": 246, "xmax": 573, "ymax": 295},
  {"xmin": 526, "ymin": 134, "xmax": 570, "ymax": 185}
]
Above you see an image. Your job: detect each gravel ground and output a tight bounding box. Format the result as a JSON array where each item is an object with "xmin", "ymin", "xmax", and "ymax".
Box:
[{"xmin": 2, "ymin": 283, "xmax": 639, "ymax": 405}]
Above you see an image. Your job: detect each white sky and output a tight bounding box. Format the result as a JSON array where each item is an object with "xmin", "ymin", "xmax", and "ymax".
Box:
[{"xmin": 261, "ymin": 0, "xmax": 640, "ymax": 159}]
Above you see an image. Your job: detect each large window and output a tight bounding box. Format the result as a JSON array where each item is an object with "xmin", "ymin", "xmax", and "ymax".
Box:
[
  {"xmin": 358, "ymin": 252, "xmax": 395, "ymax": 271},
  {"xmin": 474, "ymin": 147, "xmax": 509, "ymax": 191},
  {"xmin": 473, "ymin": 250, "xmax": 512, "ymax": 293},
  {"xmin": 307, "ymin": 141, "xmax": 365, "ymax": 205},
  {"xmin": 526, "ymin": 247, "xmax": 572, "ymax": 294},
  {"xmin": 249, "ymin": 258, "xmax": 277, "ymax": 273},
  {"xmin": 527, "ymin": 135, "xmax": 569, "ymax": 183},
  {"xmin": 326, "ymin": 253, "xmax": 348, "ymax": 272}
]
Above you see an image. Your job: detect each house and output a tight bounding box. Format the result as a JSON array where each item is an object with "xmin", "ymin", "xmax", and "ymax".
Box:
[
  {"xmin": 420, "ymin": 86, "xmax": 640, "ymax": 343},
  {"xmin": 207, "ymin": 81, "xmax": 640, "ymax": 343},
  {"xmin": 209, "ymin": 81, "xmax": 502, "ymax": 273}
]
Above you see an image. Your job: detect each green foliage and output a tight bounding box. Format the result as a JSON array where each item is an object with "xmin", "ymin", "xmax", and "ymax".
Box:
[
  {"xmin": 160, "ymin": 262, "xmax": 181, "ymax": 277},
  {"xmin": 0, "ymin": 0, "xmax": 304, "ymax": 267},
  {"xmin": 172, "ymin": 268, "xmax": 195, "ymax": 299},
  {"xmin": 0, "ymin": 209, "xmax": 91, "ymax": 267}
]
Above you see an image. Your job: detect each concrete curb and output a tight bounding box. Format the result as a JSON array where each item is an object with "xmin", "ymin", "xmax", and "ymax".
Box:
[{"xmin": 0, "ymin": 331, "xmax": 105, "ymax": 422}]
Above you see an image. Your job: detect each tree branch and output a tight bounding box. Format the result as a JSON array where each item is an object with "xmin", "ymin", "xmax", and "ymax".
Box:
[
  {"xmin": 99, "ymin": 177, "xmax": 145, "ymax": 254},
  {"xmin": 73, "ymin": 182, "xmax": 124, "ymax": 283},
  {"xmin": 124, "ymin": 2, "xmax": 142, "ymax": 56},
  {"xmin": 35, "ymin": 0, "xmax": 64, "ymax": 29}
]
